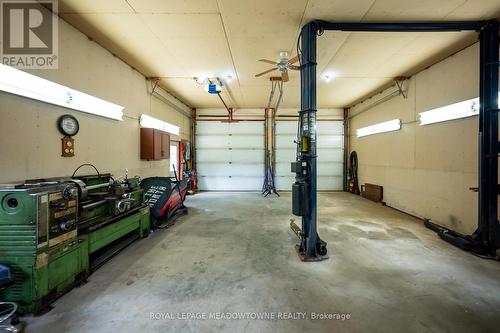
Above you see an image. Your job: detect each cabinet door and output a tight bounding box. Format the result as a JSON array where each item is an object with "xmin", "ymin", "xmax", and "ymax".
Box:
[
  {"xmin": 161, "ymin": 132, "xmax": 170, "ymax": 159},
  {"xmin": 140, "ymin": 128, "xmax": 154, "ymax": 160},
  {"xmin": 140, "ymin": 128, "xmax": 169, "ymax": 160},
  {"xmin": 154, "ymin": 130, "xmax": 163, "ymax": 159}
]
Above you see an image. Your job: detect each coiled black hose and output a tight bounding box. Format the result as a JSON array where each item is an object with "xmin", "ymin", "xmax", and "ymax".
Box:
[{"xmin": 350, "ymin": 151, "xmax": 360, "ymax": 195}]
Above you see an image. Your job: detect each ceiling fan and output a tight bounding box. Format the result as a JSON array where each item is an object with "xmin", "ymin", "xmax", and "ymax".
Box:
[{"xmin": 255, "ymin": 51, "xmax": 300, "ymax": 82}]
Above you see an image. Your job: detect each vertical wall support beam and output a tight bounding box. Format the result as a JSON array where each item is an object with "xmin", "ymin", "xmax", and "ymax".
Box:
[
  {"xmin": 272, "ymin": 108, "xmax": 277, "ymax": 178},
  {"xmin": 343, "ymin": 108, "xmax": 349, "ymax": 192},
  {"xmin": 300, "ymin": 22, "xmax": 322, "ymax": 258},
  {"xmin": 191, "ymin": 108, "xmax": 197, "ymax": 171},
  {"xmin": 264, "ymin": 108, "xmax": 269, "ymax": 184},
  {"xmin": 478, "ymin": 20, "xmax": 500, "ymax": 256}
]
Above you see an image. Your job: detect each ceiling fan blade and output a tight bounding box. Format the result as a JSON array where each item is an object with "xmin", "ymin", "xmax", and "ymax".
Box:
[
  {"xmin": 287, "ymin": 55, "xmax": 299, "ymax": 65},
  {"xmin": 281, "ymin": 70, "xmax": 289, "ymax": 82},
  {"xmin": 255, "ymin": 67, "xmax": 277, "ymax": 77},
  {"xmin": 259, "ymin": 59, "xmax": 277, "ymax": 65},
  {"xmin": 288, "ymin": 65, "xmax": 300, "ymax": 70}
]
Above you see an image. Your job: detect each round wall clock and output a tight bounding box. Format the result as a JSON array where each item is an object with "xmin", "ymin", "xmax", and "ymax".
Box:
[{"xmin": 57, "ymin": 114, "xmax": 79, "ymax": 136}]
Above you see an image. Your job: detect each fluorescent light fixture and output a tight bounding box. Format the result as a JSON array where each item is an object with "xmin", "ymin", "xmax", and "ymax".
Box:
[
  {"xmin": 140, "ymin": 114, "xmax": 180, "ymax": 136},
  {"xmin": 419, "ymin": 94, "xmax": 500, "ymax": 125},
  {"xmin": 0, "ymin": 64, "xmax": 124, "ymax": 120},
  {"xmin": 356, "ymin": 119, "xmax": 401, "ymax": 137}
]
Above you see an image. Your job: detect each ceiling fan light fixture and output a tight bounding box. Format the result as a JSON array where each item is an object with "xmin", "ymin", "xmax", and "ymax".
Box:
[
  {"xmin": 279, "ymin": 51, "xmax": 289, "ymax": 60},
  {"xmin": 254, "ymin": 52, "xmax": 299, "ymax": 80}
]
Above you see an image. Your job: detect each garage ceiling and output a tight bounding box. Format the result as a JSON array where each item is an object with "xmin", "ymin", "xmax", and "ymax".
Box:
[{"xmin": 58, "ymin": 0, "xmax": 500, "ymax": 108}]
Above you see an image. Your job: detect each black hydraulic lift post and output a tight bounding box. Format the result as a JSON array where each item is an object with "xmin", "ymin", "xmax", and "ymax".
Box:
[
  {"xmin": 295, "ymin": 19, "xmax": 499, "ymax": 260},
  {"xmin": 478, "ymin": 20, "xmax": 500, "ymax": 257},
  {"xmin": 424, "ymin": 20, "xmax": 500, "ymax": 258},
  {"xmin": 300, "ymin": 22, "xmax": 320, "ymax": 258}
]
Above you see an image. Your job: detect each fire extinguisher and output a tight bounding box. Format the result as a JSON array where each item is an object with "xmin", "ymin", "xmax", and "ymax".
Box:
[{"xmin": 347, "ymin": 169, "xmax": 354, "ymax": 193}]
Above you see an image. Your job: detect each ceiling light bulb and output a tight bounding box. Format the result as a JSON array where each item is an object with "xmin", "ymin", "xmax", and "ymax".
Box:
[{"xmin": 322, "ymin": 72, "xmax": 336, "ymax": 83}]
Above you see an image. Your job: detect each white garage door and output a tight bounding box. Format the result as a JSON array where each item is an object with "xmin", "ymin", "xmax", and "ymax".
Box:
[
  {"xmin": 275, "ymin": 121, "xmax": 344, "ymax": 191},
  {"xmin": 196, "ymin": 121, "xmax": 264, "ymax": 191}
]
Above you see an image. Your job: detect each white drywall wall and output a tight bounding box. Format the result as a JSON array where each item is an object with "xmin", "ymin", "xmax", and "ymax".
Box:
[{"xmin": 349, "ymin": 43, "xmax": 484, "ymax": 234}]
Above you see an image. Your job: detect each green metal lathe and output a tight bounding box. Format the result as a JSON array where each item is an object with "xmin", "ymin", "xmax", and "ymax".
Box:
[{"xmin": 0, "ymin": 171, "xmax": 150, "ymax": 313}]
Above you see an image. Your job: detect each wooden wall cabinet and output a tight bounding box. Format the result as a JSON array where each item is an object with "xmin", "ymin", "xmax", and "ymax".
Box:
[{"xmin": 140, "ymin": 128, "xmax": 170, "ymax": 160}]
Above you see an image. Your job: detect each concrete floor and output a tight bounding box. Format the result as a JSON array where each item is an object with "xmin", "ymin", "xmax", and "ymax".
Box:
[{"xmin": 26, "ymin": 192, "xmax": 500, "ymax": 333}]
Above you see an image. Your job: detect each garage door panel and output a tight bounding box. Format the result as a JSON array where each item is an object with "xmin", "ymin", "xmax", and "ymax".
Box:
[
  {"xmin": 196, "ymin": 121, "xmax": 264, "ymax": 191},
  {"xmin": 196, "ymin": 136, "xmax": 229, "ymax": 149},
  {"xmin": 317, "ymin": 176, "xmax": 343, "ymax": 191},
  {"xmin": 197, "ymin": 163, "xmax": 232, "ymax": 176},
  {"xmin": 198, "ymin": 176, "xmax": 262, "ymax": 191},
  {"xmin": 231, "ymin": 149, "xmax": 264, "ymax": 163},
  {"xmin": 318, "ymin": 162, "xmax": 344, "ymax": 177},
  {"xmin": 317, "ymin": 148, "xmax": 344, "ymax": 162},
  {"xmin": 230, "ymin": 163, "xmax": 263, "ymax": 176},
  {"xmin": 197, "ymin": 119, "xmax": 342, "ymax": 191},
  {"xmin": 198, "ymin": 163, "xmax": 262, "ymax": 177},
  {"xmin": 196, "ymin": 149, "xmax": 231, "ymax": 162},
  {"xmin": 229, "ymin": 122, "xmax": 264, "ymax": 134},
  {"xmin": 275, "ymin": 176, "xmax": 295, "ymax": 191},
  {"xmin": 275, "ymin": 121, "xmax": 298, "ymax": 133},
  {"xmin": 196, "ymin": 122, "xmax": 230, "ymax": 134},
  {"xmin": 276, "ymin": 136, "xmax": 296, "ymax": 148},
  {"xmin": 276, "ymin": 176, "xmax": 343, "ymax": 192},
  {"xmin": 276, "ymin": 162, "xmax": 292, "ymax": 176},
  {"xmin": 276, "ymin": 162, "xmax": 343, "ymax": 179},
  {"xmin": 317, "ymin": 122, "xmax": 344, "ymax": 135},
  {"xmin": 230, "ymin": 135, "xmax": 263, "ymax": 148},
  {"xmin": 277, "ymin": 121, "xmax": 343, "ymax": 135},
  {"xmin": 317, "ymin": 136, "xmax": 343, "ymax": 149},
  {"xmin": 275, "ymin": 148, "xmax": 295, "ymax": 163},
  {"xmin": 277, "ymin": 136, "xmax": 342, "ymax": 150},
  {"xmin": 275, "ymin": 120, "xmax": 344, "ymax": 191},
  {"xmin": 197, "ymin": 149, "xmax": 264, "ymax": 163},
  {"xmin": 277, "ymin": 136, "xmax": 343, "ymax": 150}
]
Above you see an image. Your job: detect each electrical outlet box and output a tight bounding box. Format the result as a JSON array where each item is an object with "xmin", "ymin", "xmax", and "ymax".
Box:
[{"xmin": 291, "ymin": 161, "xmax": 302, "ymax": 173}]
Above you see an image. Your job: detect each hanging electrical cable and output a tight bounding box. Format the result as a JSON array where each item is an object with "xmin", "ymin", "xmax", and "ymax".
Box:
[
  {"xmin": 267, "ymin": 80, "xmax": 277, "ymax": 108},
  {"xmin": 275, "ymin": 80, "xmax": 284, "ymax": 112}
]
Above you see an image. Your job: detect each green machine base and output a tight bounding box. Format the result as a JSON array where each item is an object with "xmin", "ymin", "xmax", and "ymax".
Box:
[{"xmin": 85, "ymin": 206, "xmax": 150, "ymax": 272}]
